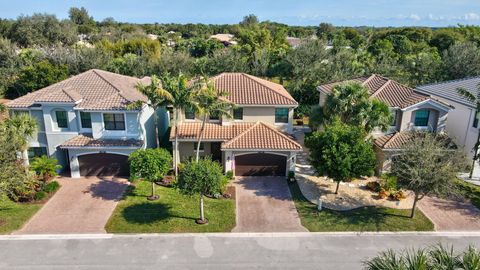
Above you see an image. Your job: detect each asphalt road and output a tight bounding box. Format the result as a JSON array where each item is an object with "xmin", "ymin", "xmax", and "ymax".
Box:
[{"xmin": 0, "ymin": 232, "xmax": 479, "ymax": 270}]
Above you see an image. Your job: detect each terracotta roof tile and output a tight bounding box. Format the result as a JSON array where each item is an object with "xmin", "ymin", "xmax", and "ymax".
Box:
[
  {"xmin": 318, "ymin": 74, "xmax": 430, "ymax": 109},
  {"xmin": 210, "ymin": 73, "xmax": 298, "ymax": 106},
  {"xmin": 170, "ymin": 122, "xmax": 254, "ymax": 141},
  {"xmin": 222, "ymin": 122, "xmax": 302, "ymax": 151},
  {"xmin": 59, "ymin": 134, "xmax": 143, "ymax": 148},
  {"xmin": 7, "ymin": 69, "xmax": 150, "ymax": 111},
  {"xmin": 374, "ymin": 132, "xmax": 455, "ymax": 150}
]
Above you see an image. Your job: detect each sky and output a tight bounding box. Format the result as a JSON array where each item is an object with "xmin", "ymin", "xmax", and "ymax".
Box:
[{"xmin": 1, "ymin": 0, "xmax": 480, "ymax": 27}]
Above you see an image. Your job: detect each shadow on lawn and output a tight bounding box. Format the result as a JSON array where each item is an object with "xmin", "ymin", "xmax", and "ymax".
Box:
[{"xmin": 122, "ymin": 203, "xmax": 197, "ymax": 224}]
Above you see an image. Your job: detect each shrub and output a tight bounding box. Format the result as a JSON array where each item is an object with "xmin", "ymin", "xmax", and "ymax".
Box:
[
  {"xmin": 29, "ymin": 156, "xmax": 62, "ymax": 182},
  {"xmin": 288, "ymin": 171, "xmax": 295, "ymax": 179},
  {"xmin": 42, "ymin": 181, "xmax": 60, "ymax": 193},
  {"xmin": 367, "ymin": 181, "xmax": 381, "ymax": 192},
  {"xmin": 177, "ymin": 157, "xmax": 225, "ymax": 197},
  {"xmin": 390, "ymin": 190, "xmax": 407, "ymax": 201},
  {"xmin": 381, "ymin": 174, "xmax": 398, "ymax": 192},
  {"xmin": 378, "ymin": 188, "xmax": 389, "ymax": 199},
  {"xmin": 226, "ymin": 170, "xmax": 234, "ymax": 180},
  {"xmin": 34, "ymin": 191, "xmax": 46, "ymax": 201}
]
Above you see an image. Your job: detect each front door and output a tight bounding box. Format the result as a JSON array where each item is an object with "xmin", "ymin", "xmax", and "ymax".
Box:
[{"xmin": 211, "ymin": 142, "xmax": 222, "ymax": 162}]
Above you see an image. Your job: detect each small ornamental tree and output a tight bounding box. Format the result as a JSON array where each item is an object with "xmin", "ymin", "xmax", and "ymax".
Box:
[
  {"xmin": 29, "ymin": 155, "xmax": 61, "ymax": 182},
  {"xmin": 391, "ymin": 132, "xmax": 469, "ymax": 218},
  {"xmin": 305, "ymin": 120, "xmax": 376, "ymax": 194},
  {"xmin": 129, "ymin": 148, "xmax": 172, "ymax": 201},
  {"xmin": 176, "ymin": 157, "xmax": 225, "ymax": 224}
]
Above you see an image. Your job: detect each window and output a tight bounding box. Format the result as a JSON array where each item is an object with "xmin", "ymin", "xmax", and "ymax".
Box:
[
  {"xmin": 13, "ymin": 110, "xmax": 29, "ymax": 116},
  {"xmin": 209, "ymin": 112, "xmax": 220, "ymax": 121},
  {"xmin": 414, "ymin": 110, "xmax": 430, "ymax": 127},
  {"xmin": 194, "ymin": 142, "xmax": 204, "ymax": 152},
  {"xmin": 27, "ymin": 147, "xmax": 47, "ymax": 162},
  {"xmin": 391, "ymin": 110, "xmax": 398, "ymax": 126},
  {"xmin": 103, "ymin": 113, "xmax": 125, "ymax": 130},
  {"xmin": 55, "ymin": 110, "xmax": 68, "ymax": 128},
  {"xmin": 80, "ymin": 112, "xmax": 92, "ymax": 129},
  {"xmin": 275, "ymin": 108, "xmax": 289, "ymax": 123},
  {"xmin": 233, "ymin": 108, "xmax": 243, "ymax": 120},
  {"xmin": 185, "ymin": 108, "xmax": 195, "ymax": 120},
  {"xmin": 473, "ymin": 111, "xmax": 479, "ymax": 128}
]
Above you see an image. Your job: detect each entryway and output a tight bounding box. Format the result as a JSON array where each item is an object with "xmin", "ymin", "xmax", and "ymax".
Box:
[{"xmin": 232, "ymin": 176, "xmax": 307, "ymax": 232}]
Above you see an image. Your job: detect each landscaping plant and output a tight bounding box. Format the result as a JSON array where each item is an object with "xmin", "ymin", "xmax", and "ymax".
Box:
[
  {"xmin": 391, "ymin": 132, "xmax": 469, "ymax": 218},
  {"xmin": 129, "ymin": 148, "xmax": 172, "ymax": 201},
  {"xmin": 176, "ymin": 157, "xmax": 225, "ymax": 224},
  {"xmin": 29, "ymin": 156, "xmax": 61, "ymax": 182},
  {"xmin": 305, "ymin": 120, "xmax": 376, "ymax": 194}
]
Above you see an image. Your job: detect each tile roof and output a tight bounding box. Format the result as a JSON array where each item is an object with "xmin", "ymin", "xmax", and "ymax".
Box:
[
  {"xmin": 7, "ymin": 69, "xmax": 150, "ymax": 111},
  {"xmin": 59, "ymin": 134, "xmax": 143, "ymax": 148},
  {"xmin": 374, "ymin": 132, "xmax": 455, "ymax": 150},
  {"xmin": 222, "ymin": 122, "xmax": 302, "ymax": 151},
  {"xmin": 416, "ymin": 77, "xmax": 480, "ymax": 109},
  {"xmin": 210, "ymin": 73, "xmax": 298, "ymax": 106},
  {"xmin": 318, "ymin": 74, "xmax": 431, "ymax": 109},
  {"xmin": 171, "ymin": 122, "xmax": 302, "ymax": 151}
]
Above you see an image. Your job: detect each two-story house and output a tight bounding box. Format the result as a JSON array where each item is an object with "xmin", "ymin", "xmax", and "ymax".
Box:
[
  {"xmin": 171, "ymin": 73, "xmax": 302, "ymax": 177},
  {"xmin": 7, "ymin": 69, "xmax": 157, "ymax": 178},
  {"xmin": 318, "ymin": 74, "xmax": 452, "ymax": 174},
  {"xmin": 416, "ymin": 77, "xmax": 480, "ymax": 178}
]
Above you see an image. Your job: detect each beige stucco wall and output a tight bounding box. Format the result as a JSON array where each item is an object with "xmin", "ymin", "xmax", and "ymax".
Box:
[
  {"xmin": 399, "ymin": 104, "xmax": 448, "ymax": 132},
  {"xmin": 177, "ymin": 141, "xmax": 213, "ymax": 162}
]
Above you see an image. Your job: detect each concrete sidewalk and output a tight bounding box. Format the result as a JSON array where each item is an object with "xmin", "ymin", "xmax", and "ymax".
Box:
[{"xmin": 14, "ymin": 177, "xmax": 128, "ymax": 234}]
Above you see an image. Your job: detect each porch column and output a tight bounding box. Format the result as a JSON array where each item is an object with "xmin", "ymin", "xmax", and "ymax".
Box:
[
  {"xmin": 69, "ymin": 154, "xmax": 81, "ymax": 178},
  {"xmin": 224, "ymin": 150, "xmax": 233, "ymax": 173},
  {"xmin": 287, "ymin": 152, "xmax": 296, "ymax": 174},
  {"xmin": 172, "ymin": 141, "xmax": 180, "ymax": 168}
]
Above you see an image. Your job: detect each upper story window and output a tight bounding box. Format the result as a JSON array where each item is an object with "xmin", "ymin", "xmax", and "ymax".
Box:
[
  {"xmin": 391, "ymin": 110, "xmax": 399, "ymax": 126},
  {"xmin": 233, "ymin": 108, "xmax": 243, "ymax": 120},
  {"xmin": 185, "ymin": 108, "xmax": 195, "ymax": 120},
  {"xmin": 209, "ymin": 112, "xmax": 220, "ymax": 121},
  {"xmin": 80, "ymin": 112, "xmax": 92, "ymax": 129},
  {"xmin": 473, "ymin": 111, "xmax": 479, "ymax": 128},
  {"xmin": 275, "ymin": 108, "xmax": 289, "ymax": 123},
  {"xmin": 55, "ymin": 110, "xmax": 68, "ymax": 128},
  {"xmin": 414, "ymin": 109, "xmax": 430, "ymax": 127},
  {"xmin": 103, "ymin": 113, "xmax": 125, "ymax": 131}
]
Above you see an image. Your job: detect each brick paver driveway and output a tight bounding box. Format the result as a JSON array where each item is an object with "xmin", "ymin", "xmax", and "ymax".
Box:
[
  {"xmin": 15, "ymin": 177, "xmax": 128, "ymax": 234},
  {"xmin": 232, "ymin": 176, "xmax": 307, "ymax": 232},
  {"xmin": 418, "ymin": 196, "xmax": 480, "ymax": 231}
]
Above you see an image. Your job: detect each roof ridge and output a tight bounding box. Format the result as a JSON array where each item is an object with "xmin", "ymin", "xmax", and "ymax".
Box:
[
  {"xmin": 223, "ymin": 121, "xmax": 261, "ymax": 147},
  {"xmin": 370, "ymin": 79, "xmax": 392, "ymax": 98},
  {"xmin": 241, "ymin": 73, "xmax": 296, "ymax": 103},
  {"xmin": 92, "ymin": 69, "xmax": 122, "ymax": 94},
  {"xmin": 417, "ymin": 76, "xmax": 480, "ymax": 89},
  {"xmin": 256, "ymin": 122, "xmax": 303, "ymax": 148},
  {"xmin": 361, "ymin": 74, "xmax": 377, "ymax": 86},
  {"xmin": 383, "ymin": 132, "xmax": 400, "ymax": 148}
]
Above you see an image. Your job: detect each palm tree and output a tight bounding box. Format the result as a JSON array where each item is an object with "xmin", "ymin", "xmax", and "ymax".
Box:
[
  {"xmin": 457, "ymin": 84, "xmax": 480, "ymax": 178},
  {"xmin": 193, "ymin": 78, "xmax": 234, "ymax": 162},
  {"xmin": 3, "ymin": 113, "xmax": 37, "ymax": 165},
  {"xmin": 134, "ymin": 75, "xmax": 173, "ymax": 147}
]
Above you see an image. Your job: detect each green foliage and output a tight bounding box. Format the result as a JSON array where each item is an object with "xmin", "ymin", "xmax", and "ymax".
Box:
[
  {"xmin": 380, "ymin": 174, "xmax": 398, "ymax": 192},
  {"xmin": 225, "ymin": 170, "xmax": 234, "ymax": 180},
  {"xmin": 42, "ymin": 180, "xmax": 60, "ymax": 194},
  {"xmin": 128, "ymin": 148, "xmax": 172, "ymax": 182},
  {"xmin": 34, "ymin": 191, "xmax": 46, "ymax": 201},
  {"xmin": 305, "ymin": 120, "xmax": 376, "ymax": 183},
  {"xmin": 177, "ymin": 157, "xmax": 225, "ymax": 196},
  {"xmin": 29, "ymin": 156, "xmax": 61, "ymax": 182},
  {"xmin": 365, "ymin": 245, "xmax": 480, "ymax": 270}
]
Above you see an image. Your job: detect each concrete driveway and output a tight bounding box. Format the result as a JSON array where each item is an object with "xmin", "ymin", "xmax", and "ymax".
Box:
[
  {"xmin": 15, "ymin": 177, "xmax": 129, "ymax": 234},
  {"xmin": 232, "ymin": 176, "xmax": 307, "ymax": 232}
]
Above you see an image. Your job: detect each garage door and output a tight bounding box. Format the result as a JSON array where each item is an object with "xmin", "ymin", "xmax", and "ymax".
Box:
[
  {"xmin": 78, "ymin": 153, "xmax": 129, "ymax": 176},
  {"xmin": 235, "ymin": 153, "xmax": 287, "ymax": 176}
]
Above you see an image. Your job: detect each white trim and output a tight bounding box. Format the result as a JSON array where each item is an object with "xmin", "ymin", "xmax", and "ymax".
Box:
[
  {"xmin": 234, "ymin": 151, "xmax": 290, "ymax": 157},
  {"xmin": 73, "ymin": 108, "xmax": 141, "ymax": 113},
  {"xmin": 401, "ymin": 99, "xmax": 452, "ymax": 112},
  {"xmin": 239, "ymin": 104, "xmax": 297, "ymax": 108},
  {"xmin": 62, "ymin": 146, "xmax": 141, "ymax": 150},
  {"xmin": 37, "ymin": 102, "xmax": 76, "ymax": 106},
  {"xmin": 76, "ymin": 151, "xmax": 130, "ymax": 157}
]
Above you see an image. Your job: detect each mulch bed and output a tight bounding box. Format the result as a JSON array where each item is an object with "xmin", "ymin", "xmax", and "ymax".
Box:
[
  {"xmin": 155, "ymin": 175, "xmax": 175, "ymax": 187},
  {"xmin": 224, "ymin": 185, "xmax": 236, "ymax": 200}
]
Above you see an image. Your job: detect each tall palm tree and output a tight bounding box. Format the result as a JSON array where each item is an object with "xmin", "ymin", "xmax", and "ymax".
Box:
[
  {"xmin": 457, "ymin": 84, "xmax": 480, "ymax": 178},
  {"xmin": 193, "ymin": 78, "xmax": 234, "ymax": 162},
  {"xmin": 3, "ymin": 113, "xmax": 38, "ymax": 165},
  {"xmin": 134, "ymin": 75, "xmax": 173, "ymax": 147}
]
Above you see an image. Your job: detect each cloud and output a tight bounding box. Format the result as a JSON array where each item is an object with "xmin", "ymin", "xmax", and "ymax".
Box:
[{"xmin": 464, "ymin": 13, "xmax": 480, "ymax": 21}]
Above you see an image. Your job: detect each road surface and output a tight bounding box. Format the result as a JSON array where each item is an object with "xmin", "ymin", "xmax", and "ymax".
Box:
[{"xmin": 0, "ymin": 232, "xmax": 479, "ymax": 269}]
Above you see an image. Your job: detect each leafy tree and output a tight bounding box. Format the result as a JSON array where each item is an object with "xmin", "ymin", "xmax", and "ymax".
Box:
[
  {"xmin": 29, "ymin": 156, "xmax": 61, "ymax": 182},
  {"xmin": 129, "ymin": 148, "xmax": 172, "ymax": 200},
  {"xmin": 457, "ymin": 84, "xmax": 480, "ymax": 179},
  {"xmin": 430, "ymin": 29, "xmax": 465, "ymax": 52},
  {"xmin": 316, "ymin": 23, "xmax": 335, "ymax": 40},
  {"xmin": 68, "ymin": 7, "xmax": 94, "ymax": 26},
  {"xmin": 442, "ymin": 42, "xmax": 480, "ymax": 80},
  {"xmin": 315, "ymin": 82, "xmax": 392, "ymax": 132},
  {"xmin": 391, "ymin": 132, "xmax": 469, "ymax": 218},
  {"xmin": 193, "ymin": 78, "xmax": 233, "ymax": 161},
  {"xmin": 305, "ymin": 120, "xmax": 376, "ymax": 194},
  {"xmin": 7, "ymin": 60, "xmax": 68, "ymax": 98},
  {"xmin": 177, "ymin": 157, "xmax": 225, "ymax": 224},
  {"xmin": 240, "ymin": 14, "xmax": 259, "ymax": 28},
  {"xmin": 365, "ymin": 245, "xmax": 480, "ymax": 270}
]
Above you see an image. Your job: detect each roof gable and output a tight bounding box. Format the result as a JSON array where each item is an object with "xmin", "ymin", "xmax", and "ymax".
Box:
[{"xmin": 416, "ymin": 77, "xmax": 480, "ymax": 109}]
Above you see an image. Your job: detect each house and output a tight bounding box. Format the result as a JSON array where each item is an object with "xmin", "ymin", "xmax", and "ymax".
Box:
[
  {"xmin": 171, "ymin": 73, "xmax": 302, "ymax": 177},
  {"xmin": 209, "ymin": 34, "xmax": 238, "ymax": 46},
  {"xmin": 318, "ymin": 74, "xmax": 453, "ymax": 174},
  {"xmin": 416, "ymin": 77, "xmax": 480, "ymax": 177},
  {"xmin": 6, "ymin": 69, "xmax": 158, "ymax": 178}
]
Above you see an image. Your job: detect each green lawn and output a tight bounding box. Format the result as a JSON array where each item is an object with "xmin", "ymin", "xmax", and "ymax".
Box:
[
  {"xmin": 106, "ymin": 181, "xmax": 236, "ymax": 233},
  {"xmin": 0, "ymin": 196, "xmax": 42, "ymax": 234},
  {"xmin": 288, "ymin": 182, "xmax": 434, "ymax": 232},
  {"xmin": 456, "ymin": 180, "xmax": 480, "ymax": 209}
]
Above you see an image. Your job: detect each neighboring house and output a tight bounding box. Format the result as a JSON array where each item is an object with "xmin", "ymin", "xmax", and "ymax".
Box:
[
  {"xmin": 171, "ymin": 73, "xmax": 302, "ymax": 177},
  {"xmin": 7, "ymin": 69, "xmax": 157, "ymax": 178},
  {"xmin": 318, "ymin": 74, "xmax": 452, "ymax": 174},
  {"xmin": 286, "ymin": 37, "xmax": 302, "ymax": 48},
  {"xmin": 209, "ymin": 33, "xmax": 238, "ymax": 46},
  {"xmin": 416, "ymin": 77, "xmax": 480, "ymax": 177}
]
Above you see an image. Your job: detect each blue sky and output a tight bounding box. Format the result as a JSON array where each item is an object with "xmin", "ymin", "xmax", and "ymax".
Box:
[{"xmin": 1, "ymin": 0, "xmax": 480, "ymax": 27}]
